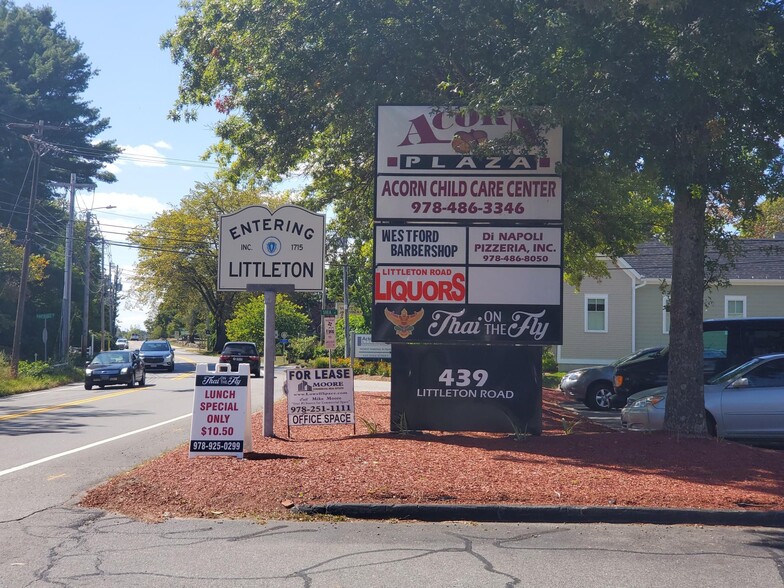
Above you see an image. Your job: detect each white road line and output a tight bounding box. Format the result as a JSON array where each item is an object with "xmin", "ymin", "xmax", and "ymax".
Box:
[{"xmin": 0, "ymin": 413, "xmax": 192, "ymax": 478}]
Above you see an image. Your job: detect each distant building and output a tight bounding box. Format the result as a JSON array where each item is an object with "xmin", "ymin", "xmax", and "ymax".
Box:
[{"xmin": 557, "ymin": 238, "xmax": 784, "ymax": 369}]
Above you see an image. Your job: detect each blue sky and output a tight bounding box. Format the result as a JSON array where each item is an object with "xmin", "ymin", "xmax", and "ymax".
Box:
[{"xmin": 27, "ymin": 1, "xmax": 224, "ymax": 330}]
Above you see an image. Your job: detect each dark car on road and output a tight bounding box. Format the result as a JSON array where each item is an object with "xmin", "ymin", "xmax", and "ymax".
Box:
[
  {"xmin": 85, "ymin": 351, "xmax": 145, "ymax": 390},
  {"xmin": 139, "ymin": 339, "xmax": 175, "ymax": 372},
  {"xmin": 219, "ymin": 341, "xmax": 261, "ymax": 377},
  {"xmin": 560, "ymin": 347, "xmax": 663, "ymax": 410}
]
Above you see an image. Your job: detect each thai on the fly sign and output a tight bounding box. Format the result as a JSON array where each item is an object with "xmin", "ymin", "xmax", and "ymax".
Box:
[{"xmin": 218, "ymin": 205, "xmax": 326, "ymax": 292}]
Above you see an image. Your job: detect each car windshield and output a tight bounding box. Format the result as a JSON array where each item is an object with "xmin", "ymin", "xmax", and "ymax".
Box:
[
  {"xmin": 612, "ymin": 347, "xmax": 663, "ymax": 367},
  {"xmin": 707, "ymin": 357, "xmax": 764, "ymax": 385},
  {"xmin": 141, "ymin": 342, "xmax": 169, "ymax": 351},
  {"xmin": 223, "ymin": 344, "xmax": 256, "ymax": 355},
  {"xmin": 92, "ymin": 352, "xmax": 130, "ymax": 365}
]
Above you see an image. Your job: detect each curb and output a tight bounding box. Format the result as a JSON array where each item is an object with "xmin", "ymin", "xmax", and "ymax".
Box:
[{"xmin": 293, "ymin": 503, "xmax": 784, "ymax": 527}]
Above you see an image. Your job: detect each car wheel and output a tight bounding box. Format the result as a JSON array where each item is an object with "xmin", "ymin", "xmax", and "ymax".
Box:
[
  {"xmin": 85, "ymin": 383, "xmax": 92, "ymax": 390},
  {"xmin": 168, "ymin": 365, "xmax": 174, "ymax": 373},
  {"xmin": 253, "ymin": 368, "xmax": 261, "ymax": 378},
  {"xmin": 140, "ymin": 371, "xmax": 146, "ymax": 386},
  {"xmin": 585, "ymin": 382, "xmax": 614, "ymax": 411},
  {"xmin": 99, "ymin": 385, "xmax": 105, "ymax": 389},
  {"xmin": 127, "ymin": 375, "xmax": 135, "ymax": 388}
]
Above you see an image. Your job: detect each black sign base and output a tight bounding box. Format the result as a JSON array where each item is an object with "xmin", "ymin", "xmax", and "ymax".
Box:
[{"xmin": 391, "ymin": 344, "xmax": 542, "ymax": 434}]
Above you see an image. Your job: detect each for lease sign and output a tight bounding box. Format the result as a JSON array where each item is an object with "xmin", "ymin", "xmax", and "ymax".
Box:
[{"xmin": 285, "ymin": 367, "xmax": 355, "ymax": 426}]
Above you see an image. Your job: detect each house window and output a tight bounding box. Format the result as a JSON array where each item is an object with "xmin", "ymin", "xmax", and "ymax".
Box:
[
  {"xmin": 725, "ymin": 296, "xmax": 746, "ymax": 319},
  {"xmin": 585, "ymin": 295, "xmax": 608, "ymax": 333},
  {"xmin": 662, "ymin": 296, "xmax": 671, "ymax": 334}
]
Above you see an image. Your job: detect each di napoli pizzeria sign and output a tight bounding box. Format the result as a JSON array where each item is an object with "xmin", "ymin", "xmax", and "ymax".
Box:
[{"xmin": 218, "ymin": 205, "xmax": 325, "ymax": 291}]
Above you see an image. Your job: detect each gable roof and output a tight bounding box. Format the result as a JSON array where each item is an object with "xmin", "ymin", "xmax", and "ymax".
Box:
[{"xmin": 621, "ymin": 239, "xmax": 784, "ymax": 280}]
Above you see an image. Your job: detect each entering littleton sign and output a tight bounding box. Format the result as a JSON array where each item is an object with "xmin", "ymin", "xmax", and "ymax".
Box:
[{"xmin": 218, "ymin": 204, "xmax": 325, "ymax": 292}]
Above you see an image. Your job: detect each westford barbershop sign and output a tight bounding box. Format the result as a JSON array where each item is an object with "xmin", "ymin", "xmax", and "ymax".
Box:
[
  {"xmin": 218, "ymin": 204, "xmax": 325, "ymax": 291},
  {"xmin": 375, "ymin": 105, "xmax": 563, "ymax": 222},
  {"xmin": 372, "ymin": 224, "xmax": 563, "ymax": 345}
]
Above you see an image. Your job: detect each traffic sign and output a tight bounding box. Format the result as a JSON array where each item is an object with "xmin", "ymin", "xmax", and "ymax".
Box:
[
  {"xmin": 36, "ymin": 312, "xmax": 55, "ymax": 319},
  {"xmin": 321, "ymin": 308, "xmax": 338, "ymax": 316}
]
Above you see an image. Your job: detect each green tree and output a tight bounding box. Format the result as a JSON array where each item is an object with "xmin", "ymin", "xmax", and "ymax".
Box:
[
  {"xmin": 740, "ymin": 198, "xmax": 784, "ymax": 238},
  {"xmin": 0, "ymin": 1, "xmax": 120, "ymax": 358},
  {"xmin": 164, "ymin": 1, "xmax": 784, "ymax": 435},
  {"xmin": 499, "ymin": 2, "xmax": 784, "ymax": 435},
  {"xmin": 225, "ymin": 294, "xmax": 310, "ymax": 350},
  {"xmin": 128, "ymin": 181, "xmax": 292, "ymax": 352},
  {"xmin": 161, "ymin": 0, "xmax": 669, "ymax": 293}
]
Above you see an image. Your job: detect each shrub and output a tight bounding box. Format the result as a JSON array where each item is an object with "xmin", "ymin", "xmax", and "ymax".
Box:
[
  {"xmin": 17, "ymin": 360, "xmax": 51, "ymax": 378},
  {"xmin": 286, "ymin": 336, "xmax": 325, "ymax": 362},
  {"xmin": 542, "ymin": 346, "xmax": 558, "ymax": 372}
]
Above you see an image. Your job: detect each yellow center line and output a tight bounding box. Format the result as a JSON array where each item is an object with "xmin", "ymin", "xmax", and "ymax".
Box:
[{"xmin": 0, "ymin": 388, "xmax": 145, "ymax": 422}]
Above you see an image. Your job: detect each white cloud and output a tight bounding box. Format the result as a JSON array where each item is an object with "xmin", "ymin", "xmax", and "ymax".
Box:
[
  {"xmin": 119, "ymin": 144, "xmax": 168, "ymax": 167},
  {"xmin": 153, "ymin": 140, "xmax": 172, "ymax": 150}
]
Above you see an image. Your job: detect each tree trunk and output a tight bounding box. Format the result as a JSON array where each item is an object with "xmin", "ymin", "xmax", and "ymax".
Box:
[{"xmin": 664, "ymin": 189, "xmax": 707, "ymax": 435}]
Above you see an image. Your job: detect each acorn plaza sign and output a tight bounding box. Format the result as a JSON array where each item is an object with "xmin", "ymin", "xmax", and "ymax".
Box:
[
  {"xmin": 218, "ymin": 204, "xmax": 326, "ymax": 439},
  {"xmin": 373, "ymin": 105, "xmax": 564, "ymax": 434}
]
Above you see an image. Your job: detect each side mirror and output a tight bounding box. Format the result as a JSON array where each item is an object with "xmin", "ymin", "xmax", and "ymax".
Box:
[{"xmin": 729, "ymin": 377, "xmax": 750, "ymax": 389}]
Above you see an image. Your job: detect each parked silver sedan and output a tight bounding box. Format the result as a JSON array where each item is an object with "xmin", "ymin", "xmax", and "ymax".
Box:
[{"xmin": 621, "ymin": 353, "xmax": 784, "ymax": 440}]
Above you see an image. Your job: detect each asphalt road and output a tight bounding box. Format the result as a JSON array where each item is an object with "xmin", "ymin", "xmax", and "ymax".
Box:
[{"xmin": 1, "ymin": 348, "xmax": 782, "ymax": 586}]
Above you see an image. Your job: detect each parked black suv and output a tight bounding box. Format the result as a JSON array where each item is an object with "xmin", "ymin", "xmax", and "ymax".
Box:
[
  {"xmin": 612, "ymin": 317, "xmax": 784, "ymax": 407},
  {"xmin": 219, "ymin": 341, "xmax": 262, "ymax": 377}
]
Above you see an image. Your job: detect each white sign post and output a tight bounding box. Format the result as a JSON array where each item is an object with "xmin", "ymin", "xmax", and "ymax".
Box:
[
  {"xmin": 189, "ymin": 363, "xmax": 252, "ymax": 458},
  {"xmin": 218, "ymin": 204, "xmax": 326, "ymax": 438}
]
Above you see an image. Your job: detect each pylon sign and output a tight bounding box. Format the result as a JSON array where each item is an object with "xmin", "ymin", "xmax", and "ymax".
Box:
[{"xmin": 218, "ymin": 204, "xmax": 325, "ymax": 292}]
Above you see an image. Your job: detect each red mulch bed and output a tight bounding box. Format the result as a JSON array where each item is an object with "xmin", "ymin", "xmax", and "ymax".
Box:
[{"xmin": 80, "ymin": 388, "xmax": 784, "ymax": 522}]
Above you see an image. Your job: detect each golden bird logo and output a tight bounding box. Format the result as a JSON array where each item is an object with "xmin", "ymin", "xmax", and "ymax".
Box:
[{"xmin": 384, "ymin": 308, "xmax": 425, "ymax": 339}]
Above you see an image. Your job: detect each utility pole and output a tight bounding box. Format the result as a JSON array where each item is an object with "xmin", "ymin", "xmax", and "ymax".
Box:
[
  {"xmin": 7, "ymin": 120, "xmax": 57, "ymax": 376},
  {"xmin": 100, "ymin": 238, "xmax": 106, "ymax": 352},
  {"xmin": 52, "ymin": 174, "xmax": 95, "ymax": 360},
  {"xmin": 343, "ymin": 263, "xmax": 349, "ymax": 358},
  {"xmin": 82, "ymin": 210, "xmax": 92, "ymax": 357},
  {"xmin": 109, "ymin": 263, "xmax": 115, "ymax": 340},
  {"xmin": 81, "ymin": 206, "xmax": 114, "ymax": 357}
]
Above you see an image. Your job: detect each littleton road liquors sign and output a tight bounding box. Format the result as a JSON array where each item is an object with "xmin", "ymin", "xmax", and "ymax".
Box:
[{"xmin": 218, "ymin": 204, "xmax": 325, "ymax": 292}]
